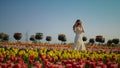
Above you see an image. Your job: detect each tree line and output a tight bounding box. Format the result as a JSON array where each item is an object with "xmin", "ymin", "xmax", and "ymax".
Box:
[
  {"xmin": 0, "ymin": 32, "xmax": 119, "ymax": 45},
  {"xmin": 83, "ymin": 35, "xmax": 119, "ymax": 46},
  {"xmin": 0, "ymin": 32, "xmax": 66, "ymax": 44}
]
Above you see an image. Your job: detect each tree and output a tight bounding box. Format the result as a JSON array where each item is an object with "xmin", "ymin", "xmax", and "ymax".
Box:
[
  {"xmin": 14, "ymin": 32, "xmax": 22, "ymax": 42},
  {"xmin": 101, "ymin": 38, "xmax": 105, "ymax": 45},
  {"xmin": 107, "ymin": 40, "xmax": 112, "ymax": 46},
  {"xmin": 89, "ymin": 38, "xmax": 95, "ymax": 45},
  {"xmin": 112, "ymin": 38, "xmax": 119, "ymax": 45},
  {"xmin": 82, "ymin": 36, "xmax": 87, "ymax": 41},
  {"xmin": 46, "ymin": 36, "xmax": 52, "ymax": 43},
  {"xmin": 0, "ymin": 33, "xmax": 9, "ymax": 42},
  {"xmin": 35, "ymin": 33, "xmax": 43, "ymax": 43},
  {"xmin": 0, "ymin": 32, "xmax": 5, "ymax": 41},
  {"xmin": 95, "ymin": 35, "xmax": 105, "ymax": 45},
  {"xmin": 2, "ymin": 34, "xmax": 9, "ymax": 42},
  {"xmin": 30, "ymin": 35, "xmax": 37, "ymax": 43},
  {"xmin": 58, "ymin": 34, "xmax": 67, "ymax": 44}
]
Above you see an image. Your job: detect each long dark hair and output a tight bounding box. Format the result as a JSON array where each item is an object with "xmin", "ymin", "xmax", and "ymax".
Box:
[{"xmin": 73, "ymin": 19, "xmax": 82, "ymax": 31}]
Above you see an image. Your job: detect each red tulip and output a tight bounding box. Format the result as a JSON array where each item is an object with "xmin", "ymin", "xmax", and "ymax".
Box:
[
  {"xmin": 86, "ymin": 56, "xmax": 90, "ymax": 60},
  {"xmin": 86, "ymin": 60, "xmax": 91, "ymax": 66},
  {"xmin": 7, "ymin": 62, "xmax": 14, "ymax": 68},
  {"xmin": 39, "ymin": 53, "xmax": 44, "ymax": 58},
  {"xmin": 98, "ymin": 58, "xmax": 103, "ymax": 61},
  {"xmin": 106, "ymin": 61, "xmax": 112, "ymax": 68},
  {"xmin": 45, "ymin": 62, "xmax": 52, "ymax": 68},
  {"xmin": 29, "ymin": 55, "xmax": 34, "ymax": 61},
  {"xmin": 18, "ymin": 59, "xmax": 24, "ymax": 65},
  {"xmin": 77, "ymin": 57, "xmax": 81, "ymax": 61},
  {"xmin": 110, "ymin": 62, "xmax": 118, "ymax": 68},
  {"xmin": 106, "ymin": 58, "xmax": 110, "ymax": 62},
  {"xmin": 58, "ymin": 55, "xmax": 61, "ymax": 60},
  {"xmin": 57, "ymin": 65, "xmax": 64, "ymax": 68},
  {"xmin": 50, "ymin": 64, "xmax": 58, "ymax": 68},
  {"xmin": 18, "ymin": 54, "xmax": 23, "ymax": 58},
  {"xmin": 29, "ymin": 59, "xmax": 33, "ymax": 64},
  {"xmin": 51, "ymin": 57, "xmax": 55, "ymax": 62},
  {"xmin": 34, "ymin": 61, "xmax": 42, "ymax": 68},
  {"xmin": 56, "ymin": 62, "xmax": 62, "ymax": 65},
  {"xmin": 0, "ymin": 57, "xmax": 3, "ymax": 62},
  {"xmin": 46, "ymin": 54, "xmax": 50, "ymax": 61},
  {"xmin": 10, "ymin": 54, "xmax": 17, "ymax": 62},
  {"xmin": 67, "ymin": 60, "xmax": 72, "ymax": 64},
  {"xmin": 13, "ymin": 63, "xmax": 21, "ymax": 68},
  {"xmin": 112, "ymin": 57, "xmax": 116, "ymax": 61},
  {"xmin": 22, "ymin": 63, "xmax": 28, "ymax": 68},
  {"xmin": 72, "ymin": 62, "xmax": 77, "ymax": 68},
  {"xmin": 71, "ymin": 58, "xmax": 75, "ymax": 63},
  {"xmin": 112, "ymin": 55, "xmax": 115, "ymax": 58},
  {"xmin": 62, "ymin": 60, "xmax": 67, "ymax": 65},
  {"xmin": 44, "ymin": 59, "xmax": 49, "ymax": 64},
  {"xmin": 90, "ymin": 62, "xmax": 96, "ymax": 68},
  {"xmin": 2, "ymin": 53, "xmax": 6, "ymax": 58},
  {"xmin": 66, "ymin": 64, "xmax": 72, "ymax": 68},
  {"xmin": 118, "ymin": 63, "xmax": 120, "ymax": 68},
  {"xmin": 78, "ymin": 59, "xmax": 84, "ymax": 64},
  {"xmin": 6, "ymin": 60, "xmax": 11, "ymax": 64},
  {"xmin": 6, "ymin": 60, "xmax": 14, "ymax": 67},
  {"xmin": 96, "ymin": 62, "xmax": 106, "ymax": 68},
  {"xmin": 29, "ymin": 55, "xmax": 35, "ymax": 64},
  {"xmin": 92, "ymin": 58, "xmax": 96, "ymax": 62},
  {"xmin": 40, "ymin": 54, "xmax": 45, "ymax": 61},
  {"xmin": 1, "ymin": 63, "xmax": 7, "ymax": 68},
  {"xmin": 76, "ymin": 64, "xmax": 83, "ymax": 68}
]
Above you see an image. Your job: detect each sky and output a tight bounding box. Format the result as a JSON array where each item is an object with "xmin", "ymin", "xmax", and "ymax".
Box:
[{"xmin": 0, "ymin": 0, "xmax": 120, "ymax": 43}]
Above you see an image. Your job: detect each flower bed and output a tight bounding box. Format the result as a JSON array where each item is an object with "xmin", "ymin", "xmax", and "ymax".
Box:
[{"xmin": 0, "ymin": 42, "xmax": 120, "ymax": 68}]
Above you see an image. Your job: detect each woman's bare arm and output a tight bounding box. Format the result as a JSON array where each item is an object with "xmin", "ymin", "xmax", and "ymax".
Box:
[{"xmin": 81, "ymin": 24, "xmax": 85, "ymax": 33}]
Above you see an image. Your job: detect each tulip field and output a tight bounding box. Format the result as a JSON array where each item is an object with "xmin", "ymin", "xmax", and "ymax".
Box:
[{"xmin": 0, "ymin": 42, "xmax": 120, "ymax": 68}]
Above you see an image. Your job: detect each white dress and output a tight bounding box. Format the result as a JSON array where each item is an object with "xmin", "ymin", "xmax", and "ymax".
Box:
[{"xmin": 72, "ymin": 27, "xmax": 86, "ymax": 51}]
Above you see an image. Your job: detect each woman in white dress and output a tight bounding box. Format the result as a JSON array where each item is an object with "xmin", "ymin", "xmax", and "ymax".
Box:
[{"xmin": 72, "ymin": 19, "xmax": 86, "ymax": 51}]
